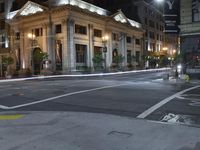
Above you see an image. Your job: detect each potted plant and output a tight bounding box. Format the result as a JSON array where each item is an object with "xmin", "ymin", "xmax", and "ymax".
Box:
[
  {"xmin": 92, "ymin": 54, "xmax": 104, "ymax": 72},
  {"xmin": 112, "ymin": 54, "xmax": 124, "ymax": 71},
  {"xmin": 2, "ymin": 56, "xmax": 14, "ymax": 78}
]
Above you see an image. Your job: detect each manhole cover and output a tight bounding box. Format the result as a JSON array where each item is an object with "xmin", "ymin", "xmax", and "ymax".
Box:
[
  {"xmin": 12, "ymin": 93, "xmax": 24, "ymax": 96},
  {"xmin": 108, "ymin": 131, "xmax": 132, "ymax": 138}
]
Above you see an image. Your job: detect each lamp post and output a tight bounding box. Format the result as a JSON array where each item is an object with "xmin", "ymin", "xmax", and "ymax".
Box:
[{"xmin": 102, "ymin": 35, "xmax": 109, "ymax": 72}]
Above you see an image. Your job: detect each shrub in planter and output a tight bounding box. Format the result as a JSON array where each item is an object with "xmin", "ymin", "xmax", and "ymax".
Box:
[
  {"xmin": 92, "ymin": 54, "xmax": 104, "ymax": 71},
  {"xmin": 40, "ymin": 69, "xmax": 53, "ymax": 76},
  {"xmin": 112, "ymin": 54, "xmax": 124, "ymax": 70},
  {"xmin": 18, "ymin": 68, "xmax": 32, "ymax": 77},
  {"xmin": 2, "ymin": 56, "xmax": 14, "ymax": 77}
]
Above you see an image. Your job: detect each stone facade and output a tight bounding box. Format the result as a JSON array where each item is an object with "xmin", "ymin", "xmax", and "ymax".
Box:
[
  {"xmin": 135, "ymin": 1, "xmax": 164, "ymax": 53},
  {"xmin": 6, "ymin": 0, "xmax": 144, "ymax": 75},
  {"xmin": 179, "ymin": 0, "xmax": 200, "ymax": 68}
]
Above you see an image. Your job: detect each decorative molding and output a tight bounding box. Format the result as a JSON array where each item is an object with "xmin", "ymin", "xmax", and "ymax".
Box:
[
  {"xmin": 62, "ymin": 19, "xmax": 67, "ymax": 25},
  {"xmin": 67, "ymin": 18, "xmax": 75, "ymax": 25}
]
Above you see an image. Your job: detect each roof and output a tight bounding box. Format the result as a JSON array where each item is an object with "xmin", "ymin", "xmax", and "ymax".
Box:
[{"xmin": 7, "ymin": 0, "xmax": 142, "ymax": 29}]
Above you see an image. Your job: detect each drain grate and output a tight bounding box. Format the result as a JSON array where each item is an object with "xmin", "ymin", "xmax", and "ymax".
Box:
[{"xmin": 160, "ymin": 113, "xmax": 200, "ymax": 126}]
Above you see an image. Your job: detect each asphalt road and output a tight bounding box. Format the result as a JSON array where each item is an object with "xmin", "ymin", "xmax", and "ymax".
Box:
[{"xmin": 0, "ymin": 70, "xmax": 199, "ymax": 126}]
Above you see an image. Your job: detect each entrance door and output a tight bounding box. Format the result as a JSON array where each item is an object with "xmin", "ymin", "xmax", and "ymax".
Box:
[{"xmin": 33, "ymin": 48, "xmax": 42, "ymax": 75}]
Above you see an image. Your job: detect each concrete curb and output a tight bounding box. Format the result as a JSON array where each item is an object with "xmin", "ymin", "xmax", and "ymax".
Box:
[{"xmin": 0, "ymin": 68, "xmax": 170, "ymax": 83}]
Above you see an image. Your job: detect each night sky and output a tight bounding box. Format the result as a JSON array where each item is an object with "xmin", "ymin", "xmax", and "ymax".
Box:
[{"xmin": 10, "ymin": 0, "xmax": 180, "ymax": 26}]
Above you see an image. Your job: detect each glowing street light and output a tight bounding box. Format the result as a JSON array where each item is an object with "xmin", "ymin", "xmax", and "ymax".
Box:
[
  {"xmin": 155, "ymin": 0, "xmax": 164, "ymax": 3},
  {"xmin": 27, "ymin": 33, "xmax": 36, "ymax": 40},
  {"xmin": 162, "ymin": 47, "xmax": 168, "ymax": 51},
  {"xmin": 102, "ymin": 35, "xmax": 109, "ymax": 43},
  {"xmin": 173, "ymin": 49, "xmax": 176, "ymax": 54}
]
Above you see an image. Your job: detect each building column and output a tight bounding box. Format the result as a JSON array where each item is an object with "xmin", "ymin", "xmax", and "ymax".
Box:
[
  {"xmin": 88, "ymin": 24, "xmax": 94, "ymax": 68},
  {"xmin": 42, "ymin": 24, "xmax": 47, "ymax": 53},
  {"xmin": 107, "ymin": 31, "xmax": 112, "ymax": 68},
  {"xmin": 67, "ymin": 18, "xmax": 75, "ymax": 72},
  {"xmin": 47, "ymin": 22, "xmax": 56, "ymax": 71},
  {"xmin": 62, "ymin": 19, "xmax": 68, "ymax": 73},
  {"xmin": 19, "ymin": 31, "xmax": 25, "ymax": 69},
  {"xmin": 119, "ymin": 33, "xmax": 127, "ymax": 68}
]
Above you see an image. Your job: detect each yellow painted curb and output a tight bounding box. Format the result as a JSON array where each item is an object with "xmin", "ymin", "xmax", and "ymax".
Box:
[{"xmin": 0, "ymin": 115, "xmax": 24, "ymax": 120}]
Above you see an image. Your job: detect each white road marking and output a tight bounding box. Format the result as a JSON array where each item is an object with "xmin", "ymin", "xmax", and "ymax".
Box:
[
  {"xmin": 137, "ymin": 85, "xmax": 200, "ymax": 119},
  {"xmin": 189, "ymin": 101, "xmax": 200, "ymax": 107},
  {"xmin": 0, "ymin": 68, "xmax": 170, "ymax": 83},
  {"xmin": 0, "ymin": 105, "xmax": 9, "ymax": 109},
  {"xmin": 176, "ymin": 96, "xmax": 200, "ymax": 101},
  {"xmin": 1, "ymin": 83, "xmax": 129, "ymax": 110}
]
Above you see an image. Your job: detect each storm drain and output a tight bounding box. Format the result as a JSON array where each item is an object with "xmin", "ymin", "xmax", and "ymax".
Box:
[{"xmin": 160, "ymin": 113, "xmax": 200, "ymax": 126}]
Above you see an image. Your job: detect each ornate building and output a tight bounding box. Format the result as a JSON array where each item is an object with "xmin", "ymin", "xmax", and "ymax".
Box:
[
  {"xmin": 4, "ymin": 0, "xmax": 144, "ymax": 75},
  {"xmin": 179, "ymin": 0, "xmax": 200, "ymax": 70}
]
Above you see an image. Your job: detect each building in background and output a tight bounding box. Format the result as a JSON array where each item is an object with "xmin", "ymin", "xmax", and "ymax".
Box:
[
  {"xmin": 3, "ymin": 0, "xmax": 144, "ymax": 76},
  {"xmin": 163, "ymin": 0, "xmax": 180, "ymax": 67},
  {"xmin": 93, "ymin": 0, "xmax": 179, "ymax": 68},
  {"xmin": 135, "ymin": 1, "xmax": 164, "ymax": 52},
  {"xmin": 179, "ymin": 0, "xmax": 200, "ymax": 72}
]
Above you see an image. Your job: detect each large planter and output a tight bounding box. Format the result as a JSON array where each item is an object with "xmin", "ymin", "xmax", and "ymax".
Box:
[
  {"xmin": 5, "ymin": 74, "xmax": 12, "ymax": 79},
  {"xmin": 18, "ymin": 69, "xmax": 32, "ymax": 77}
]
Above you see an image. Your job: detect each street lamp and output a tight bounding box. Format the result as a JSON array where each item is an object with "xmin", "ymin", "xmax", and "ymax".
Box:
[
  {"xmin": 102, "ymin": 35, "xmax": 109, "ymax": 71},
  {"xmin": 162, "ymin": 47, "xmax": 168, "ymax": 51},
  {"xmin": 155, "ymin": 0, "xmax": 164, "ymax": 3}
]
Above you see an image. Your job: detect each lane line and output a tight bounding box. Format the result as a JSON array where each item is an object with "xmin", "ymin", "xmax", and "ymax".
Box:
[
  {"xmin": 137, "ymin": 85, "xmax": 200, "ymax": 119},
  {"xmin": 0, "ymin": 68, "xmax": 170, "ymax": 83},
  {"xmin": 176, "ymin": 95, "xmax": 200, "ymax": 101},
  {"xmin": 0, "ymin": 105, "xmax": 10, "ymax": 109},
  {"xmin": 3, "ymin": 83, "xmax": 129, "ymax": 110}
]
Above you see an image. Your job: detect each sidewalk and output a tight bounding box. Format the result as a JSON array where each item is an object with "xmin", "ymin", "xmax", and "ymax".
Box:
[{"xmin": 0, "ymin": 111, "xmax": 199, "ymax": 150}]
